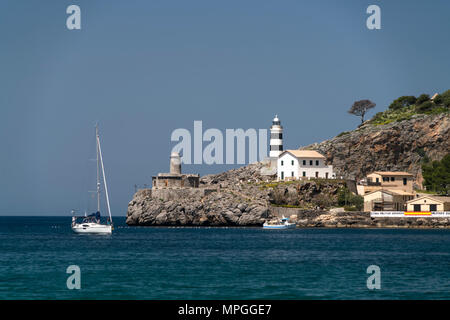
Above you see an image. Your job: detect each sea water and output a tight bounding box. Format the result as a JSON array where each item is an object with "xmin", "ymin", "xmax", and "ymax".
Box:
[{"xmin": 0, "ymin": 216, "xmax": 449, "ymax": 299}]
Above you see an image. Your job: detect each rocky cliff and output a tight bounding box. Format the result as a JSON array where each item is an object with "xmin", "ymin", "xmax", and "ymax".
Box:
[
  {"xmin": 126, "ymin": 188, "xmax": 271, "ymax": 227},
  {"xmin": 305, "ymin": 113, "xmax": 449, "ymax": 184}
]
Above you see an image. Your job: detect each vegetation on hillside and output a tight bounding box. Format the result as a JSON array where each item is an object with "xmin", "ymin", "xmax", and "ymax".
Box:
[
  {"xmin": 422, "ymin": 154, "xmax": 450, "ymax": 195},
  {"xmin": 259, "ymin": 178, "xmax": 345, "ymax": 190},
  {"xmin": 265, "ymin": 179, "xmax": 363, "ymax": 211},
  {"xmin": 337, "ymin": 187, "xmax": 364, "ymax": 211},
  {"xmin": 368, "ymin": 89, "xmax": 450, "ymax": 125}
]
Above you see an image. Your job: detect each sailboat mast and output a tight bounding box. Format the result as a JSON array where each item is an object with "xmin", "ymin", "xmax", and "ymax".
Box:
[
  {"xmin": 96, "ymin": 125, "xmax": 101, "ymax": 213},
  {"xmin": 96, "ymin": 128, "xmax": 113, "ymax": 222}
]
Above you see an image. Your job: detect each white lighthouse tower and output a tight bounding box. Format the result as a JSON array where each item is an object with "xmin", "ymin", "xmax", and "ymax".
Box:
[{"xmin": 269, "ymin": 115, "xmax": 283, "ymax": 158}]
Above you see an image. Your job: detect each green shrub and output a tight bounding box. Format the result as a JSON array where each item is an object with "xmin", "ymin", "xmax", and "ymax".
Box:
[
  {"xmin": 337, "ymin": 187, "xmax": 363, "ymax": 210},
  {"xmin": 416, "ymin": 94, "xmax": 430, "ymax": 104},
  {"xmin": 439, "ymin": 90, "xmax": 450, "ymax": 107},
  {"xmin": 416, "ymin": 101, "xmax": 434, "ymax": 112},
  {"xmin": 433, "ymin": 94, "xmax": 443, "ymax": 105},
  {"xmin": 388, "ymin": 95, "xmax": 416, "ymax": 110},
  {"xmin": 422, "ymin": 153, "xmax": 450, "ymax": 195}
]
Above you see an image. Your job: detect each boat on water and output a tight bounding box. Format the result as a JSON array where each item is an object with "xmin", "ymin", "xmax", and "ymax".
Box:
[
  {"xmin": 71, "ymin": 211, "xmax": 112, "ymax": 234},
  {"xmin": 263, "ymin": 216, "xmax": 296, "ymax": 229},
  {"xmin": 71, "ymin": 125, "xmax": 113, "ymax": 235}
]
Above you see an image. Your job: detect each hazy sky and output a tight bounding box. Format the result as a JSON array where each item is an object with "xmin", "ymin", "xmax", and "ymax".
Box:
[{"xmin": 1, "ymin": 0, "xmax": 449, "ymax": 216}]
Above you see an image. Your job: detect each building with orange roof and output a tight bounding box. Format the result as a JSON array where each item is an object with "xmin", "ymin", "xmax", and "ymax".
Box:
[
  {"xmin": 362, "ymin": 171, "xmax": 415, "ymax": 194},
  {"xmin": 360, "ymin": 171, "xmax": 417, "ymax": 211},
  {"xmin": 406, "ymin": 195, "xmax": 450, "ymax": 212},
  {"xmin": 363, "ymin": 189, "xmax": 415, "ymax": 211}
]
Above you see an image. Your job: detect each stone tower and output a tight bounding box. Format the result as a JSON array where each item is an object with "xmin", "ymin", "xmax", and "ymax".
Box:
[
  {"xmin": 269, "ymin": 115, "xmax": 283, "ymax": 158},
  {"xmin": 170, "ymin": 152, "xmax": 181, "ymax": 175},
  {"xmin": 152, "ymin": 151, "xmax": 199, "ymax": 189}
]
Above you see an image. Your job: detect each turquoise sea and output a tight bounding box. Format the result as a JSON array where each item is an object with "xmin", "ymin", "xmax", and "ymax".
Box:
[{"xmin": 0, "ymin": 216, "xmax": 449, "ymax": 300}]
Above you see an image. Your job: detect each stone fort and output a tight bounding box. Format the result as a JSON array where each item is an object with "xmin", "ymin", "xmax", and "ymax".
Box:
[
  {"xmin": 152, "ymin": 152, "xmax": 200, "ymax": 189},
  {"xmin": 150, "ymin": 152, "xmax": 215, "ymax": 201}
]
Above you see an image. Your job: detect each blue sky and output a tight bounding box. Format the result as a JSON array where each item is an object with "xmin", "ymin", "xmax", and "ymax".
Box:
[{"xmin": 1, "ymin": 0, "xmax": 449, "ymax": 216}]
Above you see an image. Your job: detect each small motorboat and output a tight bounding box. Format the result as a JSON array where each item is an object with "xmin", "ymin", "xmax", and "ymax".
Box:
[{"xmin": 263, "ymin": 216, "xmax": 296, "ymax": 229}]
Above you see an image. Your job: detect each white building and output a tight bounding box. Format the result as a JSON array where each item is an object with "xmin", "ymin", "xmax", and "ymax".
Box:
[
  {"xmin": 277, "ymin": 150, "xmax": 335, "ymax": 180},
  {"xmin": 269, "ymin": 115, "xmax": 283, "ymax": 158}
]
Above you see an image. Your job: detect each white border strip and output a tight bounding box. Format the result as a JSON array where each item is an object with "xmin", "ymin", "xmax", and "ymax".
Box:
[{"xmin": 370, "ymin": 211, "xmax": 450, "ymax": 218}]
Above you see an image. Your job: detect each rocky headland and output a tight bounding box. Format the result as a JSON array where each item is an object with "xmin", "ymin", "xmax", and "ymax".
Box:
[
  {"xmin": 126, "ymin": 113, "xmax": 450, "ymax": 228},
  {"xmin": 126, "ymin": 162, "xmax": 272, "ymax": 226}
]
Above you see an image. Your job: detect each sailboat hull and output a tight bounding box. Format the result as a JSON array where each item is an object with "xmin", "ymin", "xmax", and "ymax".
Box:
[{"xmin": 72, "ymin": 223, "xmax": 112, "ymax": 234}]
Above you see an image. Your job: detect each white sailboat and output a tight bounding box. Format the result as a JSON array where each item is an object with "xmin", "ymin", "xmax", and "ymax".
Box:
[{"xmin": 71, "ymin": 125, "xmax": 113, "ymax": 234}]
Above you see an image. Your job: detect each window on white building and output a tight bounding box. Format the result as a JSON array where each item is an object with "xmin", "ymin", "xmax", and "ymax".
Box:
[
  {"xmin": 316, "ymin": 160, "xmax": 319, "ymax": 166},
  {"xmin": 309, "ymin": 160, "xmax": 313, "ymax": 165},
  {"xmin": 291, "ymin": 160, "xmax": 294, "ymax": 165},
  {"xmin": 291, "ymin": 171, "xmax": 294, "ymax": 177},
  {"xmin": 281, "ymin": 161, "xmax": 284, "ymax": 166}
]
